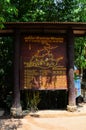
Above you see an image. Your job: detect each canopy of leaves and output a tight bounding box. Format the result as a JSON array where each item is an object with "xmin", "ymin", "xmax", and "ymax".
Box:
[
  {"xmin": 8, "ymin": 0, "xmax": 86, "ymax": 22},
  {"xmin": 1, "ymin": 0, "xmax": 86, "ymax": 23},
  {"xmin": 75, "ymin": 37, "xmax": 86, "ymax": 69},
  {"xmin": 0, "ymin": 0, "xmax": 18, "ymax": 28},
  {"xmin": 9, "ymin": 0, "xmax": 78, "ymax": 22}
]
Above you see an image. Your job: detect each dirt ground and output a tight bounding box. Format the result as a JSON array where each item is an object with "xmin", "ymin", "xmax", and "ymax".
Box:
[{"xmin": 0, "ymin": 103, "xmax": 86, "ymax": 130}]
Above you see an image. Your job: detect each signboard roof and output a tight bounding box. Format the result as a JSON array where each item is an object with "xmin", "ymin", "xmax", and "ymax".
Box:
[{"xmin": 0, "ymin": 22, "xmax": 86, "ymax": 36}]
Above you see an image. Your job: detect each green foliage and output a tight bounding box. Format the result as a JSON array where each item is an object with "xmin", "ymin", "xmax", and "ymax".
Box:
[
  {"xmin": 75, "ymin": 37, "xmax": 86, "ymax": 69},
  {"xmin": 0, "ymin": 37, "xmax": 13, "ymax": 108},
  {"xmin": 10, "ymin": 0, "xmax": 78, "ymax": 22},
  {"xmin": 0, "ymin": 0, "xmax": 86, "ymax": 22},
  {"xmin": 0, "ymin": 0, "xmax": 18, "ymax": 24},
  {"xmin": 4, "ymin": 94, "xmax": 13, "ymax": 109},
  {"xmin": 25, "ymin": 91, "xmax": 41, "ymax": 112},
  {"xmin": 73, "ymin": 0, "xmax": 86, "ymax": 22}
]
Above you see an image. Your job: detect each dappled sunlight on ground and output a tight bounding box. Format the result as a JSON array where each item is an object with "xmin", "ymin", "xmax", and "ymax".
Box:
[{"xmin": 0, "ymin": 103, "xmax": 86, "ymax": 130}]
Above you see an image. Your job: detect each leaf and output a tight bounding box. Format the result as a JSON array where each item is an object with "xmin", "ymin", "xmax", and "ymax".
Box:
[{"xmin": 6, "ymin": 0, "xmax": 10, "ymax": 3}]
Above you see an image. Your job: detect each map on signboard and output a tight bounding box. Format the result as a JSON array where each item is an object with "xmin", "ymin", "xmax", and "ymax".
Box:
[{"xmin": 20, "ymin": 36, "xmax": 67, "ymax": 90}]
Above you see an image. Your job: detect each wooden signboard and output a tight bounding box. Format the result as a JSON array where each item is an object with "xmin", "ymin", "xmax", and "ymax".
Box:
[{"xmin": 20, "ymin": 36, "xmax": 68, "ymax": 90}]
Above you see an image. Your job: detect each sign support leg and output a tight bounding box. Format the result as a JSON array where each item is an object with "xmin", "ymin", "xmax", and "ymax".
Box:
[
  {"xmin": 11, "ymin": 30, "xmax": 22, "ymax": 117},
  {"xmin": 67, "ymin": 29, "xmax": 77, "ymax": 112}
]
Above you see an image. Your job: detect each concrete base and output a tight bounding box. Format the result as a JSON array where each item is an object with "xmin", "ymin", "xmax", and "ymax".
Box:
[
  {"xmin": 10, "ymin": 106, "xmax": 22, "ymax": 117},
  {"xmin": 67, "ymin": 105, "xmax": 77, "ymax": 112}
]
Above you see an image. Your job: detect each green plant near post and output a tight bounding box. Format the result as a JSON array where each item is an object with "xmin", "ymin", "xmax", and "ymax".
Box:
[{"xmin": 26, "ymin": 91, "xmax": 41, "ymax": 112}]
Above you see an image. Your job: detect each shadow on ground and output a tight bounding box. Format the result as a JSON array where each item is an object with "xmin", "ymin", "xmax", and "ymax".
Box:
[{"xmin": 0, "ymin": 115, "xmax": 22, "ymax": 130}]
